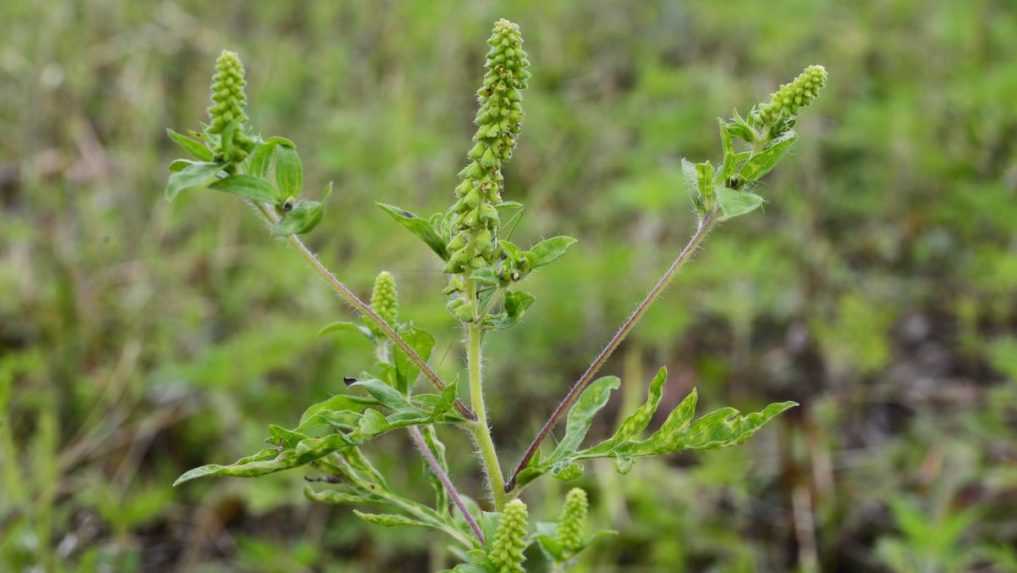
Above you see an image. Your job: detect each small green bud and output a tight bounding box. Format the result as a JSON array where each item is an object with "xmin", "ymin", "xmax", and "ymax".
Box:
[
  {"xmin": 489, "ymin": 499, "xmax": 529, "ymax": 573},
  {"xmin": 369, "ymin": 271, "xmax": 399, "ymax": 334},
  {"xmin": 206, "ymin": 50, "xmax": 255, "ymax": 163},
  {"xmin": 755, "ymin": 65, "xmax": 827, "ymax": 127},
  {"xmin": 557, "ymin": 488, "xmax": 589, "ymax": 555}
]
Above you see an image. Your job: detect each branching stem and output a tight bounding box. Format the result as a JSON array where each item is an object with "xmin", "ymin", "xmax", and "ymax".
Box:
[
  {"xmin": 407, "ymin": 426, "xmax": 485, "ymax": 544},
  {"xmin": 250, "ymin": 201, "xmax": 476, "ymax": 421},
  {"xmin": 505, "ymin": 211, "xmax": 718, "ymax": 491}
]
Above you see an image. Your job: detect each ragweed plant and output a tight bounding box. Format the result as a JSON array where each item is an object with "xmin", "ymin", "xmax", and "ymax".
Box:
[{"xmin": 165, "ymin": 20, "xmax": 826, "ymax": 572}]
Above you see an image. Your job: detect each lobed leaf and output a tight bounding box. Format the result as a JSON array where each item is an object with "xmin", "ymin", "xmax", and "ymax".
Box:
[
  {"xmin": 304, "ymin": 484, "xmax": 382, "ymax": 506},
  {"xmin": 173, "ymin": 433, "xmax": 353, "ymax": 486},
  {"xmin": 548, "ymin": 376, "xmax": 621, "ymax": 464},
  {"xmin": 585, "ymin": 367, "xmax": 669, "ymax": 455},
  {"xmin": 629, "ymin": 400, "xmax": 797, "ymax": 456},
  {"xmin": 353, "ymin": 510, "xmax": 432, "ymax": 528}
]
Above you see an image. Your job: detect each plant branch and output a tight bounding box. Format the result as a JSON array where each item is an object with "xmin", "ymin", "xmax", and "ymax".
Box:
[
  {"xmin": 250, "ymin": 201, "xmax": 476, "ymax": 421},
  {"xmin": 505, "ymin": 211, "xmax": 717, "ymax": 491},
  {"xmin": 464, "ymin": 280, "xmax": 507, "ymax": 510},
  {"xmin": 407, "ymin": 426, "xmax": 485, "ymax": 544}
]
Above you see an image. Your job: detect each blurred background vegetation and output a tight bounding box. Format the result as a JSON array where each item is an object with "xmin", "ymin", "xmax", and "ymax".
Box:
[{"xmin": 2, "ymin": 0, "xmax": 1017, "ymax": 571}]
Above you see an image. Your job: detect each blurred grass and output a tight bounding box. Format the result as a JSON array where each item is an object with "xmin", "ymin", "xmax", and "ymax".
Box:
[{"xmin": 2, "ymin": 0, "xmax": 1016, "ymax": 571}]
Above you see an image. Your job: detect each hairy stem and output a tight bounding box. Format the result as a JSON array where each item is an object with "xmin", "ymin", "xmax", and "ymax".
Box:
[
  {"xmin": 505, "ymin": 211, "xmax": 717, "ymax": 491},
  {"xmin": 464, "ymin": 279, "xmax": 507, "ymax": 510},
  {"xmin": 250, "ymin": 201, "xmax": 476, "ymax": 421},
  {"xmin": 407, "ymin": 426, "xmax": 485, "ymax": 544}
]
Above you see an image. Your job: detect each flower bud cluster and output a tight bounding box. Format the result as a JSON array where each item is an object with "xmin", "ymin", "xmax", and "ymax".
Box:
[
  {"xmin": 206, "ymin": 50, "xmax": 255, "ymax": 164},
  {"xmin": 489, "ymin": 498, "xmax": 529, "ymax": 573}
]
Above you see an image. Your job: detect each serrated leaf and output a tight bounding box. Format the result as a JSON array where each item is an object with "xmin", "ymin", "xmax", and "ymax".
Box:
[
  {"xmin": 527, "ymin": 236, "xmax": 578, "ymax": 268},
  {"xmin": 210, "ymin": 174, "xmax": 282, "ymax": 203},
  {"xmin": 173, "ymin": 433, "xmax": 353, "ymax": 486},
  {"xmin": 716, "ymin": 187, "xmax": 764, "ymax": 221},
  {"xmin": 353, "ymin": 510, "xmax": 430, "ymax": 528},
  {"xmin": 377, "ymin": 203, "xmax": 449, "ymax": 260},
  {"xmin": 164, "ymin": 161, "xmax": 222, "ymax": 201},
  {"xmin": 166, "ymin": 129, "xmax": 213, "ymax": 161},
  {"xmin": 392, "ymin": 327, "xmax": 435, "ymax": 394},
  {"xmin": 740, "ymin": 130, "xmax": 797, "ymax": 182},
  {"xmin": 272, "ymin": 199, "xmax": 323, "ymax": 236},
  {"xmin": 549, "ymin": 376, "xmax": 621, "ymax": 464},
  {"xmin": 319, "ymin": 321, "xmax": 374, "ymax": 341},
  {"xmin": 274, "ymin": 143, "xmax": 303, "ymax": 197},
  {"xmin": 586, "ymin": 367, "xmax": 669, "ymax": 455}
]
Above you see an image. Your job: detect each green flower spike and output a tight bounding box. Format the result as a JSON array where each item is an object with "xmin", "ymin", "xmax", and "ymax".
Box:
[
  {"xmin": 754, "ymin": 64, "xmax": 828, "ymax": 127},
  {"xmin": 206, "ymin": 50, "xmax": 255, "ymax": 164},
  {"xmin": 557, "ymin": 488, "xmax": 588, "ymax": 556},
  {"xmin": 369, "ymin": 271, "xmax": 399, "ymax": 335},
  {"xmin": 445, "ymin": 19, "xmax": 530, "ymax": 275},
  {"xmin": 489, "ymin": 498, "xmax": 529, "ymax": 573}
]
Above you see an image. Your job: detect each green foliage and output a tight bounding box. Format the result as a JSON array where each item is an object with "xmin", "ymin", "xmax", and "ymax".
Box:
[{"xmin": 517, "ymin": 369, "xmax": 795, "ymax": 487}]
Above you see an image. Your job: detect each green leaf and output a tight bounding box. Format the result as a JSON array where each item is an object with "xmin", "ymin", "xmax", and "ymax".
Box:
[
  {"xmin": 357, "ymin": 408, "xmax": 390, "ymax": 437},
  {"xmin": 353, "ymin": 510, "xmax": 431, "ymax": 528},
  {"xmin": 210, "ymin": 174, "xmax": 282, "ymax": 203},
  {"xmin": 549, "ymin": 376, "xmax": 621, "ymax": 464},
  {"xmin": 527, "ymin": 236, "xmax": 578, "ymax": 268},
  {"xmin": 319, "ymin": 321, "xmax": 374, "ymax": 341},
  {"xmin": 274, "ymin": 142, "xmax": 303, "ymax": 197},
  {"xmin": 392, "ymin": 327, "xmax": 435, "ymax": 394},
  {"xmin": 296, "ymin": 394, "xmax": 368, "ymax": 435},
  {"xmin": 716, "ymin": 187, "xmax": 764, "ymax": 221},
  {"xmin": 350, "ymin": 378, "xmax": 411, "ymax": 410},
  {"xmin": 166, "ymin": 129, "xmax": 213, "ymax": 161},
  {"xmin": 430, "ymin": 380, "xmax": 459, "ymax": 419},
  {"xmin": 551, "ymin": 461, "xmax": 584, "ymax": 481},
  {"xmin": 740, "ymin": 130, "xmax": 797, "ymax": 183},
  {"xmin": 586, "ymin": 367, "xmax": 669, "ymax": 455},
  {"xmin": 504, "ymin": 290, "xmax": 535, "ymax": 321},
  {"xmin": 304, "ymin": 485, "xmax": 381, "ymax": 506},
  {"xmin": 247, "ymin": 141, "xmax": 278, "ymax": 178},
  {"xmin": 273, "ymin": 199, "xmax": 323, "ymax": 236},
  {"xmin": 631, "ymin": 389, "xmax": 698, "ymax": 454},
  {"xmin": 695, "ymin": 160, "xmax": 716, "ymax": 206},
  {"xmin": 631, "ymin": 400, "xmax": 797, "ymax": 455},
  {"xmin": 173, "ymin": 433, "xmax": 353, "ymax": 485},
  {"xmin": 377, "ymin": 203, "xmax": 449, "ymax": 260},
  {"xmin": 164, "ymin": 161, "xmax": 222, "ymax": 201}
]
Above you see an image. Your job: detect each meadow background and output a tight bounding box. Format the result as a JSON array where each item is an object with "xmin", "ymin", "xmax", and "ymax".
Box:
[{"xmin": 2, "ymin": 0, "xmax": 1017, "ymax": 571}]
